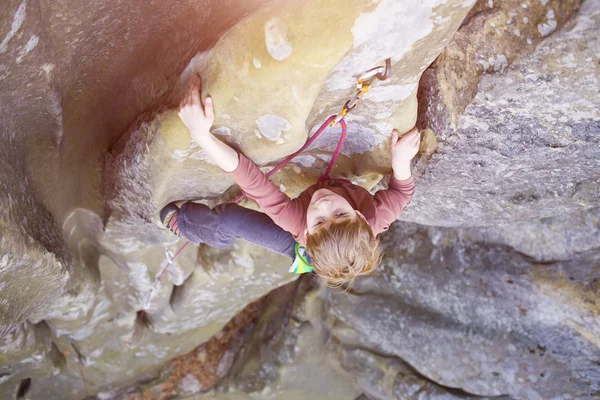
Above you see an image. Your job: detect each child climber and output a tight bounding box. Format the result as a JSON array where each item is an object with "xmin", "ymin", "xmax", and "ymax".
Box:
[{"xmin": 165, "ymin": 74, "xmax": 419, "ymax": 285}]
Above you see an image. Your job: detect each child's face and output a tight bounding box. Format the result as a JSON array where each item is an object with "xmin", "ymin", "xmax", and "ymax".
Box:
[{"xmin": 306, "ymin": 189, "xmax": 361, "ymax": 234}]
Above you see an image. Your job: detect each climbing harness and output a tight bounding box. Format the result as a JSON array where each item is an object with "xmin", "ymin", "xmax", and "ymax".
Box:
[
  {"xmin": 289, "ymin": 243, "xmax": 314, "ymax": 274},
  {"xmin": 128, "ymin": 58, "xmax": 391, "ymax": 343}
]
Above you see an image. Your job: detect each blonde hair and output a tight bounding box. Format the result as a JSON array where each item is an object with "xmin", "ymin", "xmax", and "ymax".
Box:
[{"xmin": 306, "ymin": 216, "xmax": 383, "ymax": 287}]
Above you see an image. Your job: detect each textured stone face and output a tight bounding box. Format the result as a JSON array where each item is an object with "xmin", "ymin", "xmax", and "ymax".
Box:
[
  {"xmin": 0, "ymin": 0, "xmax": 483, "ymax": 398},
  {"xmin": 418, "ymin": 0, "xmax": 584, "ymax": 135},
  {"xmin": 201, "ymin": 210, "xmax": 599, "ymax": 400},
  {"xmin": 409, "ymin": 0, "xmax": 598, "ymax": 226},
  {"xmin": 328, "ymin": 207, "xmax": 600, "ymax": 399},
  {"xmin": 163, "ymin": 2, "xmax": 598, "ymax": 399},
  {"xmin": 1, "ymin": 0, "xmax": 278, "ymax": 395}
]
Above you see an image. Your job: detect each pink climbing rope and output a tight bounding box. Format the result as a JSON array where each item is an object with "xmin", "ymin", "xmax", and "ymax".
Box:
[
  {"xmin": 129, "ymin": 115, "xmax": 348, "ymax": 343},
  {"xmin": 320, "ymin": 118, "xmax": 347, "ymax": 181},
  {"xmin": 128, "ymin": 240, "xmax": 190, "ymax": 343},
  {"xmin": 233, "ymin": 115, "xmax": 347, "ymax": 202}
]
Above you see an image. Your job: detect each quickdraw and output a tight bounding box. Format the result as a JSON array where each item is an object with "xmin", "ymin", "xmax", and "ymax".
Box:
[
  {"xmin": 331, "ymin": 58, "xmax": 391, "ymax": 126},
  {"xmin": 129, "ymin": 58, "xmax": 392, "ymax": 343}
]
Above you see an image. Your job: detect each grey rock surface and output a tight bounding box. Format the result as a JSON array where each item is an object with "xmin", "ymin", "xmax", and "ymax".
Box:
[
  {"xmin": 195, "ymin": 212, "xmax": 598, "ymax": 400},
  {"xmin": 329, "ymin": 207, "xmax": 600, "ymax": 399},
  {"xmin": 0, "ymin": 0, "xmax": 597, "ymax": 398},
  {"xmin": 407, "ymin": 0, "xmax": 599, "ymax": 226},
  {"xmin": 0, "ymin": 0, "xmax": 477, "ymax": 397},
  {"xmin": 338, "ymin": 348, "xmax": 512, "ymax": 400}
]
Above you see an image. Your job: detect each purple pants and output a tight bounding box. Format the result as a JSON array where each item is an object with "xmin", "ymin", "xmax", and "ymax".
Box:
[{"xmin": 177, "ymin": 202, "xmax": 296, "ymax": 260}]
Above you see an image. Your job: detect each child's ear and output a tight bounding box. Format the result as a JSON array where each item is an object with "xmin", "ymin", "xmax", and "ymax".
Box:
[{"xmin": 355, "ymin": 210, "xmax": 367, "ymax": 222}]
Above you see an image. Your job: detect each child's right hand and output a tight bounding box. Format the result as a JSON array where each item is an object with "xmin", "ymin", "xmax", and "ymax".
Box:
[
  {"xmin": 178, "ymin": 74, "xmax": 215, "ymax": 143},
  {"xmin": 390, "ymin": 127, "xmax": 420, "ymax": 180}
]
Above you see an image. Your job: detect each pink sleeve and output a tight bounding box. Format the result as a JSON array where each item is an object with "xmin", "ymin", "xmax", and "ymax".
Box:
[
  {"xmin": 226, "ymin": 153, "xmax": 306, "ymax": 238},
  {"xmin": 371, "ymin": 175, "xmax": 415, "ymax": 235}
]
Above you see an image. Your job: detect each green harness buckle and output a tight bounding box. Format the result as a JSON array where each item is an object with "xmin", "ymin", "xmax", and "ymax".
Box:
[{"xmin": 289, "ymin": 243, "xmax": 314, "ymax": 274}]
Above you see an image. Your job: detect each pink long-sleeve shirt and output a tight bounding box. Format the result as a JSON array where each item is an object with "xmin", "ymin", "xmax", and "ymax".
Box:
[{"xmin": 227, "ymin": 154, "xmax": 415, "ymax": 245}]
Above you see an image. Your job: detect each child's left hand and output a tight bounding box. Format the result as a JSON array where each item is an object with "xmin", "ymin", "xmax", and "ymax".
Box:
[{"xmin": 390, "ymin": 127, "xmax": 420, "ymax": 180}]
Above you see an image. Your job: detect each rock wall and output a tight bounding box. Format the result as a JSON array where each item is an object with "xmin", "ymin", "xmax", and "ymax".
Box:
[
  {"xmin": 328, "ymin": 209, "xmax": 600, "ymax": 399},
  {"xmin": 1, "ymin": 0, "xmax": 279, "ymax": 396},
  {"xmin": 409, "ymin": 0, "xmax": 598, "ymax": 226},
  {"xmin": 0, "ymin": 0, "xmax": 596, "ymax": 398},
  {"xmin": 128, "ymin": 1, "xmax": 599, "ymax": 398},
  {"xmin": 1, "ymin": 0, "xmax": 481, "ymax": 398},
  {"xmin": 201, "ymin": 212, "xmax": 598, "ymax": 400}
]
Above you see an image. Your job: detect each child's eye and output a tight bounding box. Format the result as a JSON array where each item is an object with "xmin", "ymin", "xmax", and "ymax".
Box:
[
  {"xmin": 315, "ymin": 219, "xmax": 324, "ymax": 226},
  {"xmin": 335, "ymin": 212, "xmax": 347, "ymax": 217}
]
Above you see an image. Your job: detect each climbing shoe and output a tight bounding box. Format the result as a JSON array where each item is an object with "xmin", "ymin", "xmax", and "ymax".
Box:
[{"xmin": 160, "ymin": 203, "xmax": 181, "ymax": 237}]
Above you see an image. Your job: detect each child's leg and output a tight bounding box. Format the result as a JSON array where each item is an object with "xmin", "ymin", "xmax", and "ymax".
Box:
[
  {"xmin": 174, "ymin": 202, "xmax": 235, "ymax": 248},
  {"xmin": 177, "ymin": 202, "xmax": 296, "ymax": 259}
]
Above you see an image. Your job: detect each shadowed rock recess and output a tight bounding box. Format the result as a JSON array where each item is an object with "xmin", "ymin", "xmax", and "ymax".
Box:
[{"xmin": 0, "ymin": 0, "xmax": 597, "ymax": 398}]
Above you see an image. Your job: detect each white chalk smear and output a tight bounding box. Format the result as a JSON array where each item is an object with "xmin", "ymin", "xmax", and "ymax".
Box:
[
  {"xmin": 265, "ymin": 18, "xmax": 292, "ymax": 61},
  {"xmin": 366, "ymin": 83, "xmax": 417, "ymax": 102},
  {"xmin": 0, "ymin": 1, "xmax": 27, "ymax": 54},
  {"xmin": 538, "ymin": 10, "xmax": 557, "ymax": 37},
  {"xmin": 256, "ymin": 114, "xmax": 291, "ymax": 141},
  {"xmin": 212, "ymin": 127, "xmax": 231, "ymax": 136},
  {"xmin": 16, "ymin": 34, "xmax": 38, "ymax": 63},
  {"xmin": 190, "ymin": 150, "xmax": 217, "ymax": 165}
]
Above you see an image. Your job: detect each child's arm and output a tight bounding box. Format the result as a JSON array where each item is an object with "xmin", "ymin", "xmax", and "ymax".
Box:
[
  {"xmin": 372, "ymin": 128, "xmax": 420, "ymax": 233},
  {"xmin": 178, "ymin": 75, "xmax": 239, "ymax": 172},
  {"xmin": 178, "ymin": 75, "xmax": 306, "ymax": 237}
]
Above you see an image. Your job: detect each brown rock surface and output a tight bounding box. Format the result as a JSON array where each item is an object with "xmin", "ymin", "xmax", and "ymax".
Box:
[
  {"xmin": 1, "ymin": 0, "xmax": 481, "ymax": 397},
  {"xmin": 1, "ymin": 0, "xmax": 596, "ymax": 398}
]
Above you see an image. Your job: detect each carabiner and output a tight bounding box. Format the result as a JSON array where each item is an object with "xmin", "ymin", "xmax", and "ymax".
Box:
[
  {"xmin": 357, "ymin": 58, "xmax": 392, "ymax": 87},
  {"xmin": 376, "ymin": 58, "xmax": 392, "ymax": 80},
  {"xmin": 330, "ymin": 58, "xmax": 392, "ymax": 127},
  {"xmin": 330, "ymin": 110, "xmax": 348, "ymax": 126}
]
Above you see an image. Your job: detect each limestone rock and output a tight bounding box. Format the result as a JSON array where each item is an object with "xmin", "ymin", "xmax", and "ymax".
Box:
[
  {"xmin": 339, "ymin": 348, "xmax": 511, "ymax": 400},
  {"xmin": 418, "ymin": 0, "xmax": 583, "ymax": 136},
  {"xmin": 408, "ymin": 0, "xmax": 599, "ymax": 226},
  {"xmin": 0, "ymin": 0, "xmax": 272, "ymax": 336},
  {"xmin": 198, "ymin": 276, "xmax": 363, "ymax": 400},
  {"xmin": 0, "ymin": 0, "xmax": 596, "ymax": 397},
  {"xmin": 0, "ymin": 126, "xmax": 70, "ymax": 336},
  {"xmin": 0, "ymin": 322, "xmax": 66, "ymax": 399},
  {"xmin": 328, "ymin": 207, "xmax": 600, "ymax": 399},
  {"xmin": 154, "ymin": 0, "xmax": 476, "ymax": 203},
  {"xmin": 1, "ymin": 0, "xmax": 275, "ymax": 395}
]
